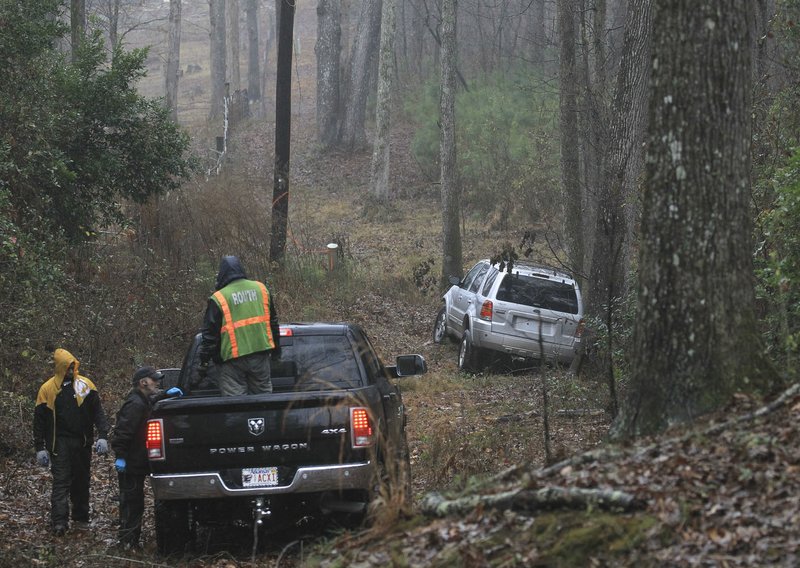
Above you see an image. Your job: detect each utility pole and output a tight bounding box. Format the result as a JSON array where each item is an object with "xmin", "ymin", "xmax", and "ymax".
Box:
[{"xmin": 270, "ymin": 0, "xmax": 296, "ymax": 263}]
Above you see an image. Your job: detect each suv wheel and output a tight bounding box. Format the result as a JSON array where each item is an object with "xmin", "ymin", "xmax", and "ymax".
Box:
[
  {"xmin": 458, "ymin": 331, "xmax": 482, "ymax": 372},
  {"xmin": 432, "ymin": 307, "xmax": 448, "ymax": 344}
]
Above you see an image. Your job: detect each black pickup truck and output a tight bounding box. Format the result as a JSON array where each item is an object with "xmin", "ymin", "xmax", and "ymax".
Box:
[{"xmin": 148, "ymin": 322, "xmax": 426, "ymax": 555}]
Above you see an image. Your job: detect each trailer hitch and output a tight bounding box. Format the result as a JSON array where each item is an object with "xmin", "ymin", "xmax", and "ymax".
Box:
[{"xmin": 251, "ymin": 497, "xmax": 272, "ymax": 560}]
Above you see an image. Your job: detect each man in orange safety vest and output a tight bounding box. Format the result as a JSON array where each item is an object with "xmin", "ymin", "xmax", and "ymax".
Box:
[{"xmin": 197, "ymin": 256, "xmax": 281, "ymax": 395}]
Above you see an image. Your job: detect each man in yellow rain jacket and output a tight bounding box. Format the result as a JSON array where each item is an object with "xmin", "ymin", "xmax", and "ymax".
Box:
[
  {"xmin": 197, "ymin": 256, "xmax": 281, "ymax": 395},
  {"xmin": 33, "ymin": 348, "xmax": 110, "ymax": 536}
]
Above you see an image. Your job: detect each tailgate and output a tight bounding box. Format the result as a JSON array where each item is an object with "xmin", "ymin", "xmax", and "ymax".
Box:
[
  {"xmin": 149, "ymin": 389, "xmax": 380, "ymax": 476},
  {"xmin": 493, "ymin": 305, "xmax": 576, "ymax": 354}
]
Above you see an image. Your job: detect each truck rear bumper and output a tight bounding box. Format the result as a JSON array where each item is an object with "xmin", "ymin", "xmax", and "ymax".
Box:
[{"xmin": 150, "ymin": 461, "xmax": 374, "ymax": 500}]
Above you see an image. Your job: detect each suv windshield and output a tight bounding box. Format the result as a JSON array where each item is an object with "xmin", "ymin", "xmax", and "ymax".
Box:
[{"xmin": 495, "ymin": 273, "xmax": 579, "ymax": 314}]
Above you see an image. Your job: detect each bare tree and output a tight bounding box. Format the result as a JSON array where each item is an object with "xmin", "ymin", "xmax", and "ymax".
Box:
[
  {"xmin": 614, "ymin": 0, "xmax": 781, "ymax": 438},
  {"xmin": 227, "ymin": 0, "xmax": 241, "ymax": 92},
  {"xmin": 315, "ymin": 0, "xmax": 342, "ymax": 148},
  {"xmin": 558, "ymin": 0, "xmax": 584, "ymax": 277},
  {"xmin": 440, "ymin": 0, "xmax": 462, "ymax": 285},
  {"xmin": 338, "ymin": 0, "xmax": 382, "ymax": 150},
  {"xmin": 245, "ymin": 0, "xmax": 261, "ymax": 101},
  {"xmin": 586, "ymin": 0, "xmax": 652, "ymax": 417},
  {"xmin": 70, "ymin": 0, "xmax": 86, "ymax": 62},
  {"xmin": 270, "ymin": 0, "xmax": 296, "ymax": 263},
  {"xmin": 369, "ymin": 0, "xmax": 396, "ymax": 201},
  {"xmin": 209, "ymin": 0, "xmax": 227, "ymax": 120},
  {"xmin": 260, "ymin": 3, "xmax": 276, "ymax": 117},
  {"xmin": 165, "ymin": 0, "xmax": 182, "ymax": 123}
]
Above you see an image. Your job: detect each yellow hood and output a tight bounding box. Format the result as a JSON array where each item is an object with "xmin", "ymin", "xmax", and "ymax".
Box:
[{"xmin": 53, "ymin": 348, "xmax": 79, "ymax": 388}]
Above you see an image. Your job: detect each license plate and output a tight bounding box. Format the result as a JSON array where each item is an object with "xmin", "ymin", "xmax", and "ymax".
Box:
[{"xmin": 242, "ymin": 467, "xmax": 279, "ymax": 487}]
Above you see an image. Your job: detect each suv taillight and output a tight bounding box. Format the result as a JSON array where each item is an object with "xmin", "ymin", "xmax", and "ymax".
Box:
[
  {"xmin": 479, "ymin": 300, "xmax": 493, "ymax": 321},
  {"xmin": 350, "ymin": 407, "xmax": 374, "ymax": 448},
  {"xmin": 146, "ymin": 419, "xmax": 165, "ymax": 461},
  {"xmin": 576, "ymin": 319, "xmax": 586, "ymax": 338}
]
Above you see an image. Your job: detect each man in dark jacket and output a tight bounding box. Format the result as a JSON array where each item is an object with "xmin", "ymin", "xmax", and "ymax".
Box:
[
  {"xmin": 33, "ymin": 348, "xmax": 110, "ymax": 536},
  {"xmin": 111, "ymin": 366, "xmax": 182, "ymax": 550},
  {"xmin": 197, "ymin": 256, "xmax": 281, "ymax": 396}
]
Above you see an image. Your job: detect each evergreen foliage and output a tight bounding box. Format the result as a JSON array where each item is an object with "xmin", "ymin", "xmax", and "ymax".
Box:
[
  {"xmin": 0, "ymin": 0, "xmax": 194, "ymax": 360},
  {"xmin": 408, "ymin": 71, "xmax": 560, "ymax": 226},
  {"xmin": 757, "ymin": 149, "xmax": 800, "ymax": 373}
]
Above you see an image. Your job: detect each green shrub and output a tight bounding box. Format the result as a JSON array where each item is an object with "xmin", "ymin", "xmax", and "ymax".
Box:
[
  {"xmin": 756, "ymin": 147, "xmax": 800, "ymax": 374},
  {"xmin": 406, "ymin": 70, "xmax": 560, "ymax": 227}
]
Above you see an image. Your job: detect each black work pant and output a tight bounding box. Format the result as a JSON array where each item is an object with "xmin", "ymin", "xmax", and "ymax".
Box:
[
  {"xmin": 51, "ymin": 437, "xmax": 91, "ymax": 528},
  {"xmin": 118, "ymin": 472, "xmax": 146, "ymax": 547}
]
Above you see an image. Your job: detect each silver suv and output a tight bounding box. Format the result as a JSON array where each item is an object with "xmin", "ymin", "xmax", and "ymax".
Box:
[{"xmin": 433, "ymin": 260, "xmax": 585, "ymax": 370}]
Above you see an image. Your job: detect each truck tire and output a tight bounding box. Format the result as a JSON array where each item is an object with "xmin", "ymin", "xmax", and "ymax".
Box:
[
  {"xmin": 458, "ymin": 330, "xmax": 483, "ymax": 372},
  {"xmin": 155, "ymin": 499, "xmax": 192, "ymax": 556},
  {"xmin": 432, "ymin": 306, "xmax": 449, "ymax": 344}
]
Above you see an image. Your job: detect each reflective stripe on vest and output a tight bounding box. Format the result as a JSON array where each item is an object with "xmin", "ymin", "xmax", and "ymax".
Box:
[{"xmin": 212, "ymin": 281, "xmax": 275, "ymax": 360}]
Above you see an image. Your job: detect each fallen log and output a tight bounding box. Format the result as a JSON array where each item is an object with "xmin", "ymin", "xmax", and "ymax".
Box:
[{"xmin": 421, "ymin": 486, "xmax": 641, "ymax": 518}]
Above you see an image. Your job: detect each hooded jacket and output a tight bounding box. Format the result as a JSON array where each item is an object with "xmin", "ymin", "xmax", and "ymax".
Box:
[
  {"xmin": 33, "ymin": 349, "xmax": 110, "ymax": 454},
  {"xmin": 198, "ymin": 256, "xmax": 280, "ymax": 365}
]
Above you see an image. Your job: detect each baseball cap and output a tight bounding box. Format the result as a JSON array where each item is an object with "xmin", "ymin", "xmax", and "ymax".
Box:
[{"xmin": 132, "ymin": 366, "xmax": 165, "ymax": 385}]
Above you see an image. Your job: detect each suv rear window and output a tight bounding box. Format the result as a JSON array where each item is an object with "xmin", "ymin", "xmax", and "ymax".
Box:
[{"xmin": 495, "ymin": 274, "xmax": 579, "ymax": 314}]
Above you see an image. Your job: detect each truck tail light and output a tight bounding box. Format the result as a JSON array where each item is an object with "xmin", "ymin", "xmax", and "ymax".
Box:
[
  {"xmin": 576, "ymin": 319, "xmax": 586, "ymax": 338},
  {"xmin": 350, "ymin": 407, "xmax": 374, "ymax": 448},
  {"xmin": 479, "ymin": 300, "xmax": 493, "ymax": 321},
  {"xmin": 146, "ymin": 419, "xmax": 166, "ymax": 461}
]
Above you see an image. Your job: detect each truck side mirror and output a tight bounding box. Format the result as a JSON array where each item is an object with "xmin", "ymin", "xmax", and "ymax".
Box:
[{"xmin": 394, "ymin": 354, "xmax": 427, "ymax": 377}]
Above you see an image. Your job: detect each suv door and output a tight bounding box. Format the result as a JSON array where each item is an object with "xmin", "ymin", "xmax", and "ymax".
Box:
[{"xmin": 449, "ymin": 262, "xmax": 489, "ymax": 337}]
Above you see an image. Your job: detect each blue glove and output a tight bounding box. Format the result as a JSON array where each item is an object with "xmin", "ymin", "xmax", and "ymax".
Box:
[
  {"xmin": 115, "ymin": 458, "xmax": 127, "ymax": 473},
  {"xmin": 95, "ymin": 438, "xmax": 109, "ymax": 455},
  {"xmin": 36, "ymin": 450, "xmax": 50, "ymax": 467},
  {"xmin": 166, "ymin": 387, "xmax": 183, "ymax": 397}
]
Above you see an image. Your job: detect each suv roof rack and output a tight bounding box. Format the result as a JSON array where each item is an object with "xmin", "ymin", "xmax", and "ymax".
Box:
[{"xmin": 510, "ymin": 260, "xmax": 574, "ymax": 281}]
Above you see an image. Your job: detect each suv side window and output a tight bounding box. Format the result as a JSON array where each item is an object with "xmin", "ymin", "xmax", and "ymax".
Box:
[
  {"xmin": 461, "ymin": 262, "xmax": 485, "ymax": 290},
  {"xmin": 468, "ymin": 264, "xmax": 490, "ymax": 293},
  {"xmin": 482, "ymin": 269, "xmax": 499, "ymax": 296}
]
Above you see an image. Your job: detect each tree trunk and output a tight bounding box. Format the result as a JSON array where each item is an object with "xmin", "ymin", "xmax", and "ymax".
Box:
[
  {"xmin": 165, "ymin": 0, "xmax": 182, "ymax": 123},
  {"xmin": 587, "ymin": 0, "xmax": 651, "ymax": 318},
  {"xmin": 614, "ymin": 0, "xmax": 781, "ymax": 438},
  {"xmin": 227, "ymin": 0, "xmax": 241, "ymax": 92},
  {"xmin": 369, "ymin": 0, "xmax": 396, "ymax": 201},
  {"xmin": 558, "ymin": 0, "xmax": 584, "ymax": 278},
  {"xmin": 260, "ymin": 4, "xmax": 275, "ymax": 117},
  {"xmin": 338, "ymin": 0, "xmax": 382, "ymax": 150},
  {"xmin": 109, "ymin": 0, "xmax": 119, "ymax": 50},
  {"xmin": 70, "ymin": 0, "xmax": 86, "ymax": 63},
  {"xmin": 586, "ymin": 0, "xmax": 652, "ymax": 420},
  {"xmin": 439, "ymin": 0, "xmax": 462, "ymax": 285},
  {"xmin": 529, "ymin": 0, "xmax": 547, "ymax": 68},
  {"xmin": 209, "ymin": 0, "xmax": 227, "ymax": 120},
  {"xmin": 245, "ymin": 0, "xmax": 261, "ymax": 101},
  {"xmin": 315, "ymin": 0, "xmax": 342, "ymax": 148},
  {"xmin": 270, "ymin": 0, "xmax": 296, "ymax": 264}
]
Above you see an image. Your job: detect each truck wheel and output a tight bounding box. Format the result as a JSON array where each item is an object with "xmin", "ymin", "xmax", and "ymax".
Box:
[
  {"xmin": 155, "ymin": 499, "xmax": 192, "ymax": 556},
  {"xmin": 432, "ymin": 307, "xmax": 448, "ymax": 344},
  {"xmin": 458, "ymin": 331, "xmax": 483, "ymax": 372}
]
